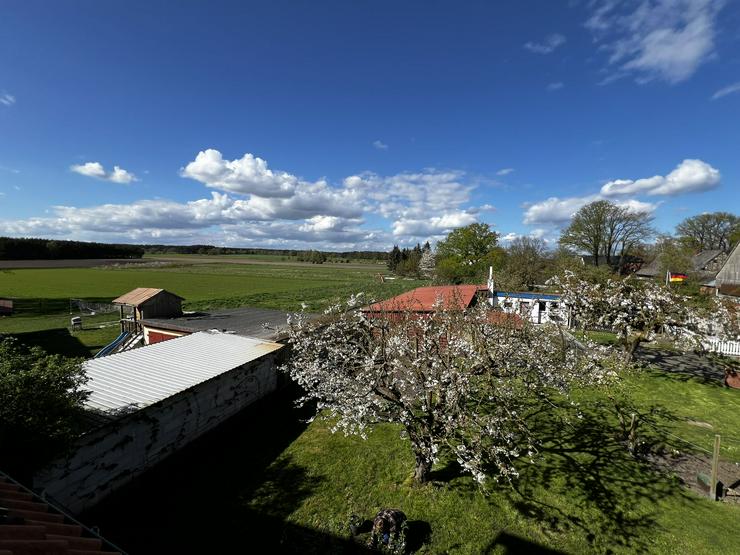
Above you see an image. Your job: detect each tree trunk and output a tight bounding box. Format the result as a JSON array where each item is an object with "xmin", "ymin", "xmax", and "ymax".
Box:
[
  {"xmin": 623, "ymin": 336, "xmax": 641, "ymax": 362},
  {"xmin": 413, "ymin": 454, "xmax": 432, "ymax": 484}
]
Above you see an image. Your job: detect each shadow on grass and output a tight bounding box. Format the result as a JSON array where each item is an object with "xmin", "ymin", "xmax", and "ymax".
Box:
[
  {"xmin": 12, "ymin": 328, "xmax": 92, "ymax": 358},
  {"xmin": 486, "ymin": 531, "xmax": 567, "ymax": 554},
  {"xmin": 506, "ymin": 401, "xmax": 693, "ymax": 554},
  {"xmin": 81, "ymin": 386, "xmax": 384, "ymax": 554},
  {"xmin": 634, "ymin": 347, "xmax": 726, "ymax": 385}
]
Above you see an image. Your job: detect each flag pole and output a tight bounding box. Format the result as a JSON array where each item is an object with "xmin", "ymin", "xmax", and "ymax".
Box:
[{"xmin": 666, "ymin": 270, "xmax": 669, "ymax": 287}]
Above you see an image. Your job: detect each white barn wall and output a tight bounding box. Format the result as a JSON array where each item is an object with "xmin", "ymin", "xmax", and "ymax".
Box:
[{"xmin": 34, "ymin": 351, "xmax": 282, "ymax": 513}]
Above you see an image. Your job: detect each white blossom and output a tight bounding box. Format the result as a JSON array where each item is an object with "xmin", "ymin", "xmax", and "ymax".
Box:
[{"xmin": 281, "ymin": 296, "xmax": 617, "ymax": 484}]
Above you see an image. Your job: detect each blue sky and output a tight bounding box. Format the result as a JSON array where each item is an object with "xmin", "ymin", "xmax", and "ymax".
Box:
[{"xmin": 0, "ymin": 0, "xmax": 738, "ymax": 250}]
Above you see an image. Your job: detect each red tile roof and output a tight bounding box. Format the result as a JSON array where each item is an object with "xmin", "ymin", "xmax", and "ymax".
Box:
[
  {"xmin": 0, "ymin": 475, "xmax": 121, "ymax": 554},
  {"xmin": 362, "ymin": 285, "xmax": 487, "ymax": 313}
]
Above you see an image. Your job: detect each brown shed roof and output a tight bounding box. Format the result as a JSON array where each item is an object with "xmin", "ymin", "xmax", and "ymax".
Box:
[{"xmin": 112, "ymin": 287, "xmax": 184, "ymax": 307}]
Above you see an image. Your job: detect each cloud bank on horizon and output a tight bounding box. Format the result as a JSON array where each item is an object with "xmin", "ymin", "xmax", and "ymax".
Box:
[{"xmin": 0, "ymin": 150, "xmax": 722, "ymax": 250}]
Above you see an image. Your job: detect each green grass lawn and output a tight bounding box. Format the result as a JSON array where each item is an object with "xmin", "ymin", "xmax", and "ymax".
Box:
[
  {"xmin": 624, "ymin": 364, "xmax": 740, "ymax": 463},
  {"xmin": 243, "ymin": 370, "xmax": 740, "ymax": 554},
  {"xmin": 0, "ymin": 262, "xmax": 425, "ymax": 355},
  {"xmin": 0, "ymin": 312, "xmax": 120, "ymax": 357}
]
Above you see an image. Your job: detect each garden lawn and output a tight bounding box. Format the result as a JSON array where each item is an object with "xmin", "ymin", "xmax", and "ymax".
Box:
[
  {"xmin": 0, "ymin": 312, "xmax": 120, "ymax": 357},
  {"xmin": 246, "ymin": 406, "xmax": 739, "ymax": 554},
  {"xmin": 244, "ymin": 354, "xmax": 740, "ymax": 554},
  {"xmin": 623, "ymin": 363, "xmax": 740, "ymax": 463}
]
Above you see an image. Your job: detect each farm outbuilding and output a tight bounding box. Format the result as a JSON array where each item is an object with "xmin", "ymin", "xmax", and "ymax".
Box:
[
  {"xmin": 491, "ymin": 291, "xmax": 566, "ymax": 325},
  {"xmin": 715, "ymin": 242, "xmax": 740, "ymax": 299},
  {"xmin": 362, "ymin": 285, "xmax": 487, "ymax": 320},
  {"xmin": 34, "ymin": 330, "xmax": 284, "ymax": 513},
  {"xmin": 362, "ymin": 283, "xmax": 566, "ymax": 326},
  {"xmin": 112, "ymin": 287, "xmax": 184, "ymax": 321},
  {"xmin": 636, "ymin": 250, "xmax": 728, "ymax": 281}
]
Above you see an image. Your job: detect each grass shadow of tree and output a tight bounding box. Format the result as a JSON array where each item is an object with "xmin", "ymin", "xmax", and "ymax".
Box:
[
  {"xmin": 506, "ymin": 400, "xmax": 694, "ymax": 554},
  {"xmin": 635, "ymin": 347, "xmax": 728, "ymax": 385}
]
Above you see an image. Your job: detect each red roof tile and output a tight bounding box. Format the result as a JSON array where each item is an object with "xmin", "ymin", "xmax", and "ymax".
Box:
[{"xmin": 362, "ymin": 285, "xmax": 487, "ymax": 313}]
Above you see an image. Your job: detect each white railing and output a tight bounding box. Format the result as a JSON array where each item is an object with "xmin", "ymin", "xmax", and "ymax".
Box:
[{"xmin": 702, "ymin": 338, "xmax": 740, "ymax": 357}]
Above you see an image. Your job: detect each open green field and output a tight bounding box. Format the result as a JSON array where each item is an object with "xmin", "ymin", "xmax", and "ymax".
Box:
[
  {"xmin": 143, "ymin": 253, "xmax": 386, "ymax": 265},
  {"xmin": 0, "ymin": 262, "xmax": 424, "ymax": 356}
]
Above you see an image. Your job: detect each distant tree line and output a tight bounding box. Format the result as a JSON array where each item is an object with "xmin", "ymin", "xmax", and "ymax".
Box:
[
  {"xmin": 141, "ymin": 244, "xmax": 388, "ymax": 261},
  {"xmin": 0, "ymin": 237, "xmax": 144, "ymax": 260},
  {"xmin": 0, "ymin": 238, "xmax": 389, "ymax": 263},
  {"xmin": 383, "ymin": 205, "xmax": 739, "ymax": 292}
]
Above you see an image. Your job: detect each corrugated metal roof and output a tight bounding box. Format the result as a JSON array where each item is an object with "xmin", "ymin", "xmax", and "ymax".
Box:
[
  {"xmin": 362, "ymin": 285, "xmax": 485, "ymax": 313},
  {"xmin": 83, "ymin": 330, "xmax": 283, "ymax": 414},
  {"xmin": 112, "ymin": 287, "xmax": 184, "ymax": 307}
]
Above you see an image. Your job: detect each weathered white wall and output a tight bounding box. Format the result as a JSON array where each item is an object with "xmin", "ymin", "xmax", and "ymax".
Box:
[
  {"xmin": 491, "ymin": 295, "xmax": 566, "ymax": 324},
  {"xmin": 34, "ymin": 351, "xmax": 282, "ymax": 513}
]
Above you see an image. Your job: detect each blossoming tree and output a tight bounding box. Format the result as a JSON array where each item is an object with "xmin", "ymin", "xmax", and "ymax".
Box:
[
  {"xmin": 550, "ymin": 271, "xmax": 738, "ymax": 361},
  {"xmin": 282, "ymin": 295, "xmax": 615, "ymax": 485}
]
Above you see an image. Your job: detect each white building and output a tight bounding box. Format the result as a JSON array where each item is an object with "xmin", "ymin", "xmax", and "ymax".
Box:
[
  {"xmin": 490, "ymin": 291, "xmax": 566, "ymax": 325},
  {"xmin": 35, "ymin": 330, "xmax": 284, "ymax": 512}
]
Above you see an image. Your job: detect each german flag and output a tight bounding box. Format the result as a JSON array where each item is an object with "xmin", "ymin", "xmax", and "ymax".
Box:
[{"xmin": 669, "ymin": 272, "xmax": 687, "ymax": 282}]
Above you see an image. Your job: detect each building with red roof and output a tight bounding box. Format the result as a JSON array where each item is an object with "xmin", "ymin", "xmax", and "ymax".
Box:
[{"xmin": 362, "ymin": 284, "xmax": 488, "ymax": 318}]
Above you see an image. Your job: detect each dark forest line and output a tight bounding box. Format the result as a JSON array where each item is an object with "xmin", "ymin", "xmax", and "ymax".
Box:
[{"xmin": 0, "ymin": 236, "xmax": 387, "ymax": 261}]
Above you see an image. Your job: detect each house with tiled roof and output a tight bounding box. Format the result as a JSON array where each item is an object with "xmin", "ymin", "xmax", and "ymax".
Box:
[
  {"xmin": 636, "ymin": 249, "xmax": 728, "ymax": 280},
  {"xmin": 362, "ymin": 274, "xmax": 566, "ymax": 326},
  {"xmin": 714, "ymin": 242, "xmax": 740, "ymax": 299}
]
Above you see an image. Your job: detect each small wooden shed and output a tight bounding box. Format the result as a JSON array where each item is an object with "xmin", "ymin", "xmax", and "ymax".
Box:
[{"xmin": 113, "ymin": 288, "xmax": 184, "ymax": 321}]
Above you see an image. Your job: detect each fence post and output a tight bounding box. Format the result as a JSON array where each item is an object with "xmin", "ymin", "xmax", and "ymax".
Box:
[
  {"xmin": 628, "ymin": 413, "xmax": 638, "ymax": 455},
  {"xmin": 710, "ymin": 434, "xmax": 721, "ymax": 500}
]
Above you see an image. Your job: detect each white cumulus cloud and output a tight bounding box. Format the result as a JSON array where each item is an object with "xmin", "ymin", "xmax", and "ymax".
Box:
[
  {"xmin": 71, "ymin": 161, "xmax": 137, "ymax": 184},
  {"xmin": 600, "ymin": 159, "xmax": 720, "ymax": 196},
  {"xmin": 392, "ymin": 211, "xmax": 478, "ymax": 238},
  {"xmin": 372, "ymin": 140, "xmax": 389, "ymax": 150},
  {"xmin": 3, "ymin": 152, "xmax": 498, "ymax": 249},
  {"xmin": 496, "ymin": 168, "xmax": 515, "ymax": 176},
  {"xmin": 523, "ymin": 194, "xmax": 658, "ymax": 225},
  {"xmin": 523, "ymin": 195, "xmax": 598, "ymax": 225},
  {"xmin": 181, "ymin": 149, "xmax": 297, "ymax": 198}
]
